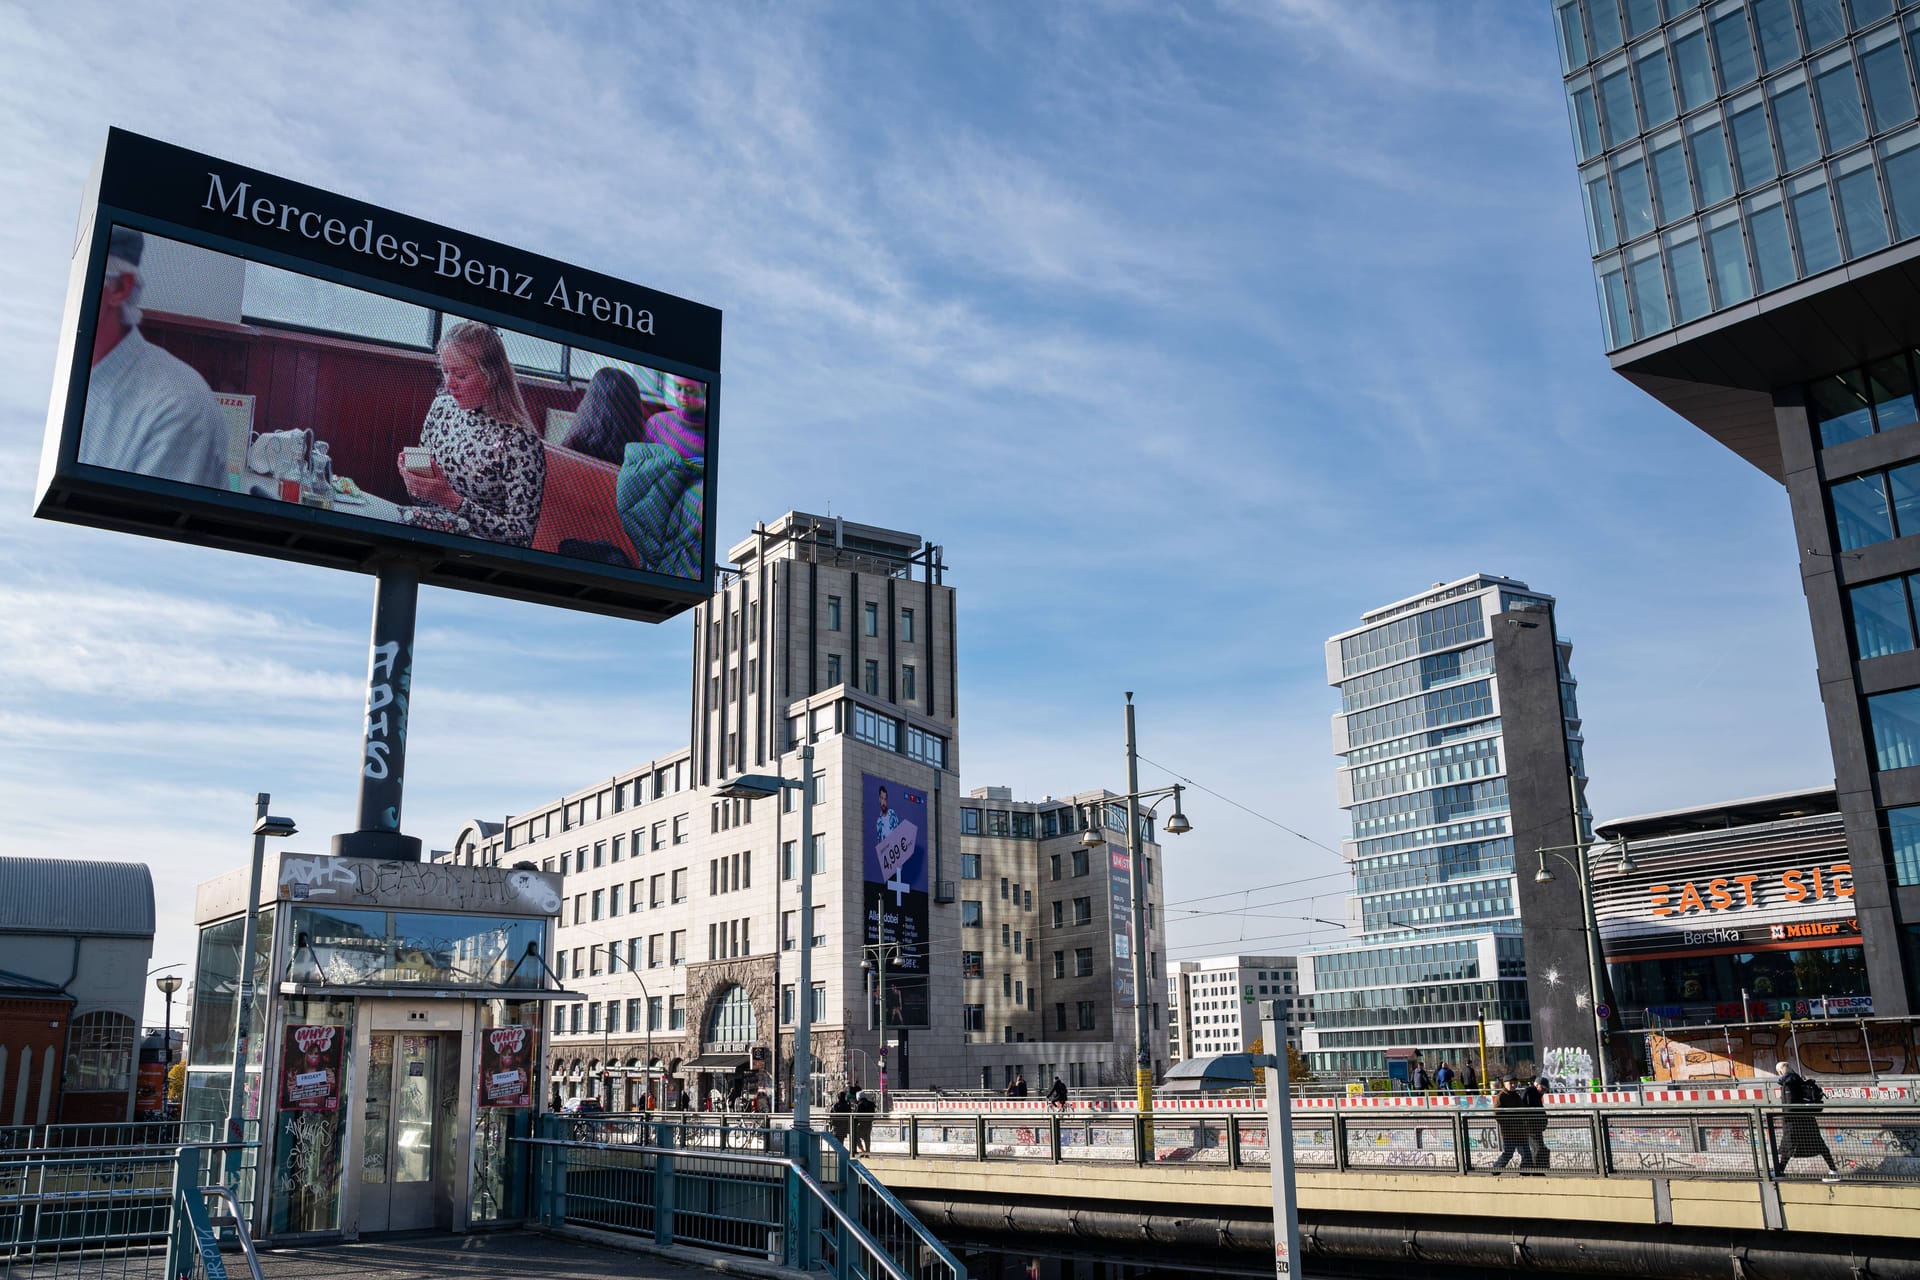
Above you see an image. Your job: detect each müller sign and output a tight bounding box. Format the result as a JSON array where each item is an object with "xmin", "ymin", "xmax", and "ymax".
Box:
[
  {"xmin": 202, "ymin": 174, "xmax": 656, "ymax": 334},
  {"xmin": 1648, "ymin": 862, "xmax": 1852, "ymax": 917}
]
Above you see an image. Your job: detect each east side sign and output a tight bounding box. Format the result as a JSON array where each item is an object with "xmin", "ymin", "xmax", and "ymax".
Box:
[{"xmin": 1648, "ymin": 863, "xmax": 1851, "ymax": 918}]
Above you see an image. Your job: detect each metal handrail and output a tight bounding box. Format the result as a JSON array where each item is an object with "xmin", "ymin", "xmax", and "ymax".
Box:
[
  {"xmin": 194, "ymin": 1184, "xmax": 265, "ymax": 1280},
  {"xmin": 518, "ymin": 1132, "xmax": 946, "ymax": 1280}
]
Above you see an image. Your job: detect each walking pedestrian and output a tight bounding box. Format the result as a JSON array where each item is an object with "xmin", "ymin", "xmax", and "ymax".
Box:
[
  {"xmin": 1435, "ymin": 1062, "xmax": 1455, "ymax": 1093},
  {"xmin": 1770, "ymin": 1059, "xmax": 1839, "ymax": 1180},
  {"xmin": 852, "ymin": 1091, "xmax": 876, "ymax": 1155},
  {"xmin": 830, "ymin": 1090, "xmax": 853, "ymax": 1145},
  {"xmin": 1489, "ymin": 1080, "xmax": 1530, "ymax": 1172},
  {"xmin": 1518, "ymin": 1077, "xmax": 1550, "ymax": 1169},
  {"xmin": 1461, "ymin": 1062, "xmax": 1479, "ymax": 1094}
]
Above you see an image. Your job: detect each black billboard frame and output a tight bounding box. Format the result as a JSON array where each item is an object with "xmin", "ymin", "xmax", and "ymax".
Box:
[{"xmin": 35, "ymin": 128, "xmax": 723, "ymax": 625}]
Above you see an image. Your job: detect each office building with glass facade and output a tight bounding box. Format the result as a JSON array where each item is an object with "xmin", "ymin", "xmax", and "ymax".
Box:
[
  {"xmin": 1555, "ymin": 0, "xmax": 1920, "ymax": 1012},
  {"xmin": 1301, "ymin": 577, "xmax": 1598, "ymax": 1077}
]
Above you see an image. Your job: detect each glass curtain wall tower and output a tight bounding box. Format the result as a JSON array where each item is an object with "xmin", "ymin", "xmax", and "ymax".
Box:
[
  {"xmin": 1554, "ymin": 0, "xmax": 1920, "ymax": 1012},
  {"xmin": 1302, "ymin": 576, "xmax": 1594, "ymax": 1077}
]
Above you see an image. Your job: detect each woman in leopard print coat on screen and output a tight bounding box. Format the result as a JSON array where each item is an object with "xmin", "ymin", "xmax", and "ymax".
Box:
[{"xmin": 397, "ymin": 320, "xmax": 545, "ymax": 547}]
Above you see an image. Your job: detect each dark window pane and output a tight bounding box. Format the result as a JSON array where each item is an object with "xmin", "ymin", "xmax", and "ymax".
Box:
[
  {"xmin": 1891, "ymin": 805, "xmax": 1920, "ymax": 886},
  {"xmin": 1731, "ymin": 104, "xmax": 1777, "ymax": 188},
  {"xmin": 1838, "ymin": 164, "xmax": 1892, "ymax": 256},
  {"xmin": 1712, "ymin": 10, "xmax": 1758, "ymax": 89},
  {"xmin": 1749, "ymin": 200, "xmax": 1795, "ymax": 289},
  {"xmin": 1891, "ymin": 461, "xmax": 1920, "ymax": 536},
  {"xmin": 1869, "ymin": 686, "xmax": 1920, "ymax": 770},
  {"xmin": 1831, "ymin": 473, "xmax": 1893, "ymax": 549},
  {"xmin": 1852, "ymin": 578, "xmax": 1915, "ymax": 659},
  {"xmin": 1668, "ymin": 236, "xmax": 1712, "ymax": 322},
  {"xmin": 1791, "ymin": 186, "xmax": 1843, "ymax": 275},
  {"xmin": 1811, "ymin": 371, "xmax": 1877, "ymax": 446},
  {"xmin": 1751, "ymin": 0, "xmax": 1799, "ymax": 70},
  {"xmin": 1653, "ymin": 140, "xmax": 1694, "ymax": 221},
  {"xmin": 1637, "ymin": 47, "xmax": 1678, "ymax": 127},
  {"xmin": 1588, "ymin": 172, "xmax": 1621, "ymax": 250},
  {"xmin": 1817, "ymin": 64, "xmax": 1869, "ymax": 151},
  {"xmin": 1629, "ymin": 252, "xmax": 1672, "ymax": 338},
  {"xmin": 1863, "ymin": 42, "xmax": 1917, "ymax": 131},
  {"xmin": 1590, "ymin": 0, "xmax": 1626, "ymax": 55},
  {"xmin": 1674, "ymin": 30, "xmax": 1718, "ymax": 110},
  {"xmin": 1692, "ymin": 122, "xmax": 1735, "ymax": 204},
  {"xmin": 1886, "ymin": 143, "xmax": 1920, "ymax": 239},
  {"xmin": 1617, "ymin": 158, "xmax": 1656, "ymax": 238},
  {"xmin": 1573, "ymin": 85, "xmax": 1604, "ymax": 160},
  {"xmin": 1599, "ymin": 264, "xmax": 1634, "ymax": 348},
  {"xmin": 1601, "ymin": 67, "xmax": 1640, "ymax": 146},
  {"xmin": 1772, "ymin": 83, "xmax": 1821, "ymax": 172},
  {"xmin": 1555, "ymin": 0, "xmax": 1588, "ymax": 71},
  {"xmin": 1708, "ymin": 220, "xmax": 1754, "ymax": 304},
  {"xmin": 1625, "ymin": 0, "xmax": 1662, "ymax": 37},
  {"xmin": 1870, "ymin": 355, "xmax": 1917, "ymax": 431},
  {"xmin": 1851, "ymin": 0, "xmax": 1894, "ymax": 24},
  {"xmin": 1799, "ymin": 0, "xmax": 1846, "ymax": 51}
]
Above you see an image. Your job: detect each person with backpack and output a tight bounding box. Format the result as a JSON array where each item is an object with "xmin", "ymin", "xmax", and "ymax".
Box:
[
  {"xmin": 1770, "ymin": 1059, "xmax": 1840, "ymax": 1180},
  {"xmin": 1435, "ymin": 1062, "xmax": 1455, "ymax": 1093},
  {"xmin": 1411, "ymin": 1064, "xmax": 1431, "ymax": 1093}
]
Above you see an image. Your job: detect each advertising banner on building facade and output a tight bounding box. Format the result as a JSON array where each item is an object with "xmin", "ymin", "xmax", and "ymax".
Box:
[
  {"xmin": 37, "ymin": 129, "xmax": 722, "ymax": 622},
  {"xmin": 479, "ymin": 1025, "xmax": 537, "ymax": 1108},
  {"xmin": 1109, "ymin": 845, "xmax": 1135, "ymax": 1004},
  {"xmin": 279, "ymin": 1024, "xmax": 344, "ymax": 1111},
  {"xmin": 863, "ymin": 773, "xmax": 929, "ymax": 1027}
]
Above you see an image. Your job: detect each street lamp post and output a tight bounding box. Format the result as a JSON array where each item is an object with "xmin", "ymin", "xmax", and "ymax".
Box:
[
  {"xmin": 861, "ymin": 940, "xmax": 906, "ymax": 1110},
  {"xmin": 715, "ymin": 745, "xmax": 815, "ymax": 1134},
  {"xmin": 156, "ymin": 973, "xmax": 183, "ymax": 1117},
  {"xmin": 1083, "ymin": 694, "xmax": 1193, "ymax": 1149},
  {"xmin": 226, "ymin": 796, "xmax": 297, "ymax": 1189},
  {"xmin": 591, "ymin": 942, "xmax": 653, "ymax": 1109}
]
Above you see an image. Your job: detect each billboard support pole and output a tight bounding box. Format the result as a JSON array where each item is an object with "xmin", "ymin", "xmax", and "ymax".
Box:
[{"xmin": 334, "ymin": 563, "xmax": 424, "ymax": 861}]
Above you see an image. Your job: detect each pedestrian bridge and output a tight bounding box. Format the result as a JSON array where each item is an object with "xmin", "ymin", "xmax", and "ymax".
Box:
[{"xmin": 853, "ymin": 1100, "xmax": 1920, "ymax": 1279}]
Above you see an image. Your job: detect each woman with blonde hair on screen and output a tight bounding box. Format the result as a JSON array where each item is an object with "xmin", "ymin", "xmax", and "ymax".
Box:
[{"xmin": 397, "ymin": 320, "xmax": 546, "ymax": 547}]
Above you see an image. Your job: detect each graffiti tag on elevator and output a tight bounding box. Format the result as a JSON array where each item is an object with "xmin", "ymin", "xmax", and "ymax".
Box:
[{"xmin": 279, "ymin": 855, "xmax": 562, "ymax": 916}]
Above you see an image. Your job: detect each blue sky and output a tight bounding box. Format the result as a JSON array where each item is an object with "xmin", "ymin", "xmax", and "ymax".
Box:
[{"xmin": 0, "ymin": 1, "xmax": 1829, "ymax": 1027}]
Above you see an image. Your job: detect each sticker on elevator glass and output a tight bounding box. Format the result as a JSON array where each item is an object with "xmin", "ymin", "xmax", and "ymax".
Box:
[
  {"xmin": 280, "ymin": 1024, "xmax": 344, "ymax": 1111},
  {"xmin": 480, "ymin": 1025, "xmax": 537, "ymax": 1108}
]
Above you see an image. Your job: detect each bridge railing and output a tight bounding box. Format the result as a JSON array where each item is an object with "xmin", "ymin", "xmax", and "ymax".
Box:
[
  {"xmin": 525, "ymin": 1116, "xmax": 965, "ymax": 1280},
  {"xmin": 859, "ymin": 1105, "xmax": 1920, "ymax": 1183}
]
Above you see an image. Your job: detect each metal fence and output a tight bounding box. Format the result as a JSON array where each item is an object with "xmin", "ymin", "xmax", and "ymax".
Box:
[
  {"xmin": 857, "ymin": 1105, "xmax": 1920, "ymax": 1183},
  {"xmin": 0, "ymin": 1137, "xmax": 260, "ymax": 1280},
  {"xmin": 526, "ymin": 1117, "xmax": 964, "ymax": 1280}
]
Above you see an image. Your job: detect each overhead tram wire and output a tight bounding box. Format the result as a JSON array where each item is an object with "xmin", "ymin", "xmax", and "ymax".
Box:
[
  {"xmin": 1165, "ymin": 868, "xmax": 1349, "ymax": 908},
  {"xmin": 1134, "ymin": 751, "xmax": 1345, "ymax": 859}
]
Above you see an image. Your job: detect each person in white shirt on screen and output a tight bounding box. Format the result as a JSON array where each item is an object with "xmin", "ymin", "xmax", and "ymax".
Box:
[{"xmin": 78, "ymin": 227, "xmax": 228, "ymax": 490}]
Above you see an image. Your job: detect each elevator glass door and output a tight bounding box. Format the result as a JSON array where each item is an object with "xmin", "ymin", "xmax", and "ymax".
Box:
[{"xmin": 360, "ymin": 1033, "xmax": 451, "ymax": 1232}]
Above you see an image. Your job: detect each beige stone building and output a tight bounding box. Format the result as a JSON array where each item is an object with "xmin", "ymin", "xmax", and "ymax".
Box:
[{"xmin": 437, "ymin": 511, "xmax": 1165, "ymax": 1104}]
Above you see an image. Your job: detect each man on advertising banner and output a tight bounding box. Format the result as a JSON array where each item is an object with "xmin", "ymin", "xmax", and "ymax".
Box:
[{"xmin": 864, "ymin": 774, "xmax": 929, "ymax": 1027}]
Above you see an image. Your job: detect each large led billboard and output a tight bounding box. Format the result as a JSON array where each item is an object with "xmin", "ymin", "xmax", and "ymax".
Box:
[
  {"xmin": 37, "ymin": 129, "xmax": 721, "ymax": 621},
  {"xmin": 863, "ymin": 772, "xmax": 930, "ymax": 1028}
]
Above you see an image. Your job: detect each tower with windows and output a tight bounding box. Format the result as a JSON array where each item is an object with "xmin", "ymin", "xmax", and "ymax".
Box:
[{"xmin": 1553, "ymin": 0, "xmax": 1920, "ymax": 1010}]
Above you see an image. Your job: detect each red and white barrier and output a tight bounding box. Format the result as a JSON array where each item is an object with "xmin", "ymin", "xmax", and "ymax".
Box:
[{"xmin": 887, "ymin": 1082, "xmax": 1913, "ymax": 1115}]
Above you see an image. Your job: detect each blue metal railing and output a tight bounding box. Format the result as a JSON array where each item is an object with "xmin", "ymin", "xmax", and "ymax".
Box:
[{"xmin": 524, "ymin": 1117, "xmax": 964, "ymax": 1280}]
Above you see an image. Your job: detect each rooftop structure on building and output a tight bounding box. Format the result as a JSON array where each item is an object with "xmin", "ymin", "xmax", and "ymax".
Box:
[{"xmin": 1553, "ymin": 0, "xmax": 1920, "ymax": 1013}]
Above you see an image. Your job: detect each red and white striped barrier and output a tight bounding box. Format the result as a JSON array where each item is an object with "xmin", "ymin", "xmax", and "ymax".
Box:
[{"xmin": 888, "ymin": 1082, "xmax": 1913, "ymax": 1115}]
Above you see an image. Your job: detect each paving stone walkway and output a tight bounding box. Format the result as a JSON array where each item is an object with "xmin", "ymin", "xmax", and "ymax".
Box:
[{"xmin": 256, "ymin": 1230, "xmax": 765, "ymax": 1280}]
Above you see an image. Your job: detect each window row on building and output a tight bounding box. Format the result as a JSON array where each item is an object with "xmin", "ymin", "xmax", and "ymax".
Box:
[
  {"xmin": 1343, "ymin": 680, "xmax": 1495, "ymax": 748},
  {"xmin": 1595, "ymin": 133, "xmax": 1918, "ymax": 349},
  {"xmin": 1338, "ymin": 643, "xmax": 1495, "ymax": 714},
  {"xmin": 1352, "ymin": 839, "xmax": 1516, "ymax": 896}
]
